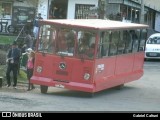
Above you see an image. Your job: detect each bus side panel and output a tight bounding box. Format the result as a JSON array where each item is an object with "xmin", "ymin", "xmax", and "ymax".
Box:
[
  {"xmin": 94, "ymin": 56, "xmax": 117, "ymax": 92},
  {"xmin": 124, "ymin": 52, "xmax": 144, "ymax": 83},
  {"xmin": 133, "ymin": 52, "xmax": 145, "ymax": 71},
  {"xmin": 94, "ymin": 54, "xmax": 143, "ymax": 92},
  {"xmin": 115, "ymin": 54, "xmax": 134, "ymax": 75}
]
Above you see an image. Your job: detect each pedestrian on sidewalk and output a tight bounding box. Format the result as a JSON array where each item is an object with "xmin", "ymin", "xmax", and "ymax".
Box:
[
  {"xmin": 26, "ymin": 50, "xmax": 35, "ymax": 91},
  {"xmin": 6, "ymin": 41, "xmax": 21, "ymax": 88}
]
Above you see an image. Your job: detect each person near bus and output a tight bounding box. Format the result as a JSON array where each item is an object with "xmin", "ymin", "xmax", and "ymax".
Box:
[
  {"xmin": 6, "ymin": 41, "xmax": 21, "ymax": 88},
  {"xmin": 24, "ymin": 31, "xmax": 33, "ymax": 49},
  {"xmin": 78, "ymin": 33, "xmax": 91, "ymax": 58},
  {"xmin": 79, "ymin": 35, "xmax": 89, "ymax": 53},
  {"xmin": 66, "ymin": 31, "xmax": 75, "ymax": 53},
  {"xmin": 26, "ymin": 50, "xmax": 35, "ymax": 91},
  {"xmin": 86, "ymin": 43, "xmax": 95, "ymax": 58},
  {"xmin": 33, "ymin": 13, "xmax": 43, "ymax": 44},
  {"xmin": 57, "ymin": 31, "xmax": 68, "ymax": 52}
]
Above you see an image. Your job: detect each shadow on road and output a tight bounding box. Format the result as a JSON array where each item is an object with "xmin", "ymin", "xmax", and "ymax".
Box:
[{"xmin": 45, "ymin": 85, "xmax": 139, "ymax": 98}]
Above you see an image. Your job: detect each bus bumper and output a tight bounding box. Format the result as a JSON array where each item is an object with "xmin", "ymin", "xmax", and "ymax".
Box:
[{"xmin": 30, "ymin": 76, "xmax": 95, "ymax": 93}]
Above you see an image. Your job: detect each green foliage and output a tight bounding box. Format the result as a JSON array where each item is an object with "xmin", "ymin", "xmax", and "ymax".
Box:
[
  {"xmin": 18, "ymin": 70, "xmax": 27, "ymax": 83},
  {"xmin": 0, "ymin": 35, "xmax": 16, "ymax": 44},
  {"xmin": 0, "ymin": 66, "xmax": 27, "ymax": 83}
]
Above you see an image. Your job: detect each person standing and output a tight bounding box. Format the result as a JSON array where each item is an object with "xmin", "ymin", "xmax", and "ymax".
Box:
[
  {"xmin": 24, "ymin": 31, "xmax": 33, "ymax": 49},
  {"xmin": 6, "ymin": 41, "xmax": 21, "ymax": 88},
  {"xmin": 26, "ymin": 51, "xmax": 35, "ymax": 91},
  {"xmin": 33, "ymin": 13, "xmax": 43, "ymax": 40}
]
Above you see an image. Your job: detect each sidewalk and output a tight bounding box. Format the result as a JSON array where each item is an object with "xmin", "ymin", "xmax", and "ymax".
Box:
[{"xmin": 0, "ymin": 82, "xmax": 39, "ymax": 93}]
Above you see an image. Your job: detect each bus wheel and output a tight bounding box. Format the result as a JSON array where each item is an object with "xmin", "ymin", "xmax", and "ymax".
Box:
[
  {"xmin": 86, "ymin": 92, "xmax": 94, "ymax": 97},
  {"xmin": 40, "ymin": 85, "xmax": 48, "ymax": 94},
  {"xmin": 115, "ymin": 84, "xmax": 124, "ymax": 90}
]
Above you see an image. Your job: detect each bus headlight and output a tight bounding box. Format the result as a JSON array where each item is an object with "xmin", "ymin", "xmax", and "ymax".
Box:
[
  {"xmin": 36, "ymin": 66, "xmax": 43, "ymax": 73},
  {"xmin": 84, "ymin": 73, "xmax": 90, "ymax": 80}
]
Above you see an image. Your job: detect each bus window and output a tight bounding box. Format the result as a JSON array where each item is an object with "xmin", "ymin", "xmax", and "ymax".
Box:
[
  {"xmin": 77, "ymin": 31, "xmax": 96, "ymax": 59},
  {"xmin": 38, "ymin": 25, "xmax": 56, "ymax": 53},
  {"xmin": 130, "ymin": 30, "xmax": 140, "ymax": 52},
  {"xmin": 139, "ymin": 29, "xmax": 147, "ymax": 51},
  {"xmin": 117, "ymin": 31, "xmax": 125, "ymax": 55},
  {"xmin": 56, "ymin": 29, "xmax": 75, "ymax": 56},
  {"xmin": 124, "ymin": 30, "xmax": 132, "ymax": 53},
  {"xmin": 108, "ymin": 31, "xmax": 119, "ymax": 56},
  {"xmin": 98, "ymin": 31, "xmax": 110, "ymax": 58}
]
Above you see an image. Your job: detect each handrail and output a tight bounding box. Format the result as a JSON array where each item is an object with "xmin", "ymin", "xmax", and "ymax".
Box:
[{"xmin": 15, "ymin": 25, "xmax": 25, "ymax": 41}]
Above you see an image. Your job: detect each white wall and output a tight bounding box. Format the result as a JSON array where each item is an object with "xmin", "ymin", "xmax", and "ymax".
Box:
[
  {"xmin": 67, "ymin": 0, "xmax": 98, "ymax": 19},
  {"xmin": 37, "ymin": 0, "xmax": 98, "ymax": 19},
  {"xmin": 37, "ymin": 0, "xmax": 49, "ymax": 19}
]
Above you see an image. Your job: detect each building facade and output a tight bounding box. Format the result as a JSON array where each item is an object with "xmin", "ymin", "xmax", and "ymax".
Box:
[
  {"xmin": 37, "ymin": 0, "xmax": 99, "ymax": 19},
  {"xmin": 0, "ymin": 0, "xmax": 99, "ymax": 33},
  {"xmin": 106, "ymin": 0, "xmax": 160, "ymax": 32},
  {"xmin": 0, "ymin": 0, "xmax": 160, "ymax": 34},
  {"xmin": 0, "ymin": 0, "xmax": 37, "ymax": 33},
  {"xmin": 144, "ymin": 0, "xmax": 160, "ymax": 32}
]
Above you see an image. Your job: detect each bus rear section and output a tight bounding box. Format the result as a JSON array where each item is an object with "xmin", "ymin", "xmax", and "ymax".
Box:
[{"xmin": 30, "ymin": 19, "xmax": 148, "ymax": 94}]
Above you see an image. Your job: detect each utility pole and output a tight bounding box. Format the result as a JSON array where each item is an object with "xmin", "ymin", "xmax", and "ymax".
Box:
[{"xmin": 140, "ymin": 0, "xmax": 144, "ymax": 24}]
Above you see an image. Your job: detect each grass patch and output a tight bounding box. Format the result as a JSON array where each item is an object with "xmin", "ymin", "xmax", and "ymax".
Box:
[
  {"xmin": 0, "ymin": 66, "xmax": 27, "ymax": 83},
  {"xmin": 0, "ymin": 35, "xmax": 17, "ymax": 44},
  {"xmin": 0, "ymin": 65, "xmax": 6, "ymax": 77},
  {"xmin": 18, "ymin": 70, "xmax": 27, "ymax": 83}
]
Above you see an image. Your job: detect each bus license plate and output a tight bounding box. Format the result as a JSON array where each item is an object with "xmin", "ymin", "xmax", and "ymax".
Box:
[
  {"xmin": 149, "ymin": 53, "xmax": 157, "ymax": 56},
  {"xmin": 55, "ymin": 84, "xmax": 65, "ymax": 88}
]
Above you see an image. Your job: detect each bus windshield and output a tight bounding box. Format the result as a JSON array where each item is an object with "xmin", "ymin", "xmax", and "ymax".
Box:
[{"xmin": 38, "ymin": 25, "xmax": 96, "ymax": 59}]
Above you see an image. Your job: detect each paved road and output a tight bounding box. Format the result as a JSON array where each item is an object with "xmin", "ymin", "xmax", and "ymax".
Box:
[{"xmin": 0, "ymin": 60, "xmax": 160, "ymax": 111}]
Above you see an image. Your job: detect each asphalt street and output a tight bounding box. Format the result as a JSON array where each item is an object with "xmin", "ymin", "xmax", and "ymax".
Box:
[{"xmin": 0, "ymin": 60, "xmax": 160, "ymax": 111}]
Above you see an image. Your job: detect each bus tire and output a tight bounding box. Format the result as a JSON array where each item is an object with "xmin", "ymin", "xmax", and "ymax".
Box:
[
  {"xmin": 115, "ymin": 84, "xmax": 124, "ymax": 90},
  {"xmin": 86, "ymin": 92, "xmax": 94, "ymax": 97},
  {"xmin": 40, "ymin": 85, "xmax": 48, "ymax": 94}
]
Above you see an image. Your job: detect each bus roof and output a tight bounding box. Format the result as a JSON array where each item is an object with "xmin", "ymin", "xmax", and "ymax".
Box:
[{"xmin": 40, "ymin": 19, "xmax": 149, "ymax": 30}]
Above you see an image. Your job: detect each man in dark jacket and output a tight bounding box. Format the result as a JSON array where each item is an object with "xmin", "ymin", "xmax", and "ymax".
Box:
[{"xmin": 6, "ymin": 41, "xmax": 21, "ymax": 88}]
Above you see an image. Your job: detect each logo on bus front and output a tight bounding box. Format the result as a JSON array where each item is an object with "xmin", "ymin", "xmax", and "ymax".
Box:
[{"xmin": 59, "ymin": 62, "xmax": 66, "ymax": 70}]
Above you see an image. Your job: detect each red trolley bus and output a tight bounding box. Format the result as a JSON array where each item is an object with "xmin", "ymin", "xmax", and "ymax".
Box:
[{"xmin": 30, "ymin": 19, "xmax": 148, "ymax": 94}]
